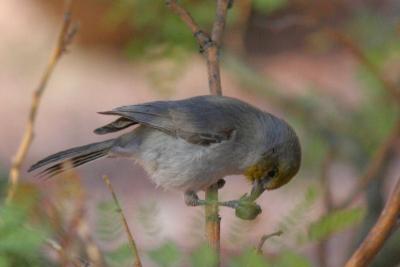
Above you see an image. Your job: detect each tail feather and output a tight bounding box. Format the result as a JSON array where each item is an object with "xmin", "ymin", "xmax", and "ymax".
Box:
[
  {"xmin": 29, "ymin": 139, "xmax": 115, "ymax": 178},
  {"xmin": 94, "ymin": 117, "xmax": 136, "ymax": 135}
]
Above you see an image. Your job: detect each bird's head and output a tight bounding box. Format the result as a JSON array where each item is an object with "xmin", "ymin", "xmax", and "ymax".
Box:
[{"xmin": 244, "ymin": 126, "xmax": 301, "ymax": 191}]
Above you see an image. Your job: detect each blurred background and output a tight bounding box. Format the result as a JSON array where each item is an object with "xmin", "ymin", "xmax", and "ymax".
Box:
[{"xmin": 1, "ymin": 0, "xmax": 400, "ymax": 266}]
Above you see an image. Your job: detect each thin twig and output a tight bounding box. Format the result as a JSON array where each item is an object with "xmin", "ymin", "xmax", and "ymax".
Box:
[
  {"xmin": 211, "ymin": 0, "xmax": 230, "ymax": 47},
  {"xmin": 102, "ymin": 176, "xmax": 142, "ymax": 267},
  {"xmin": 7, "ymin": 0, "xmax": 78, "ymax": 203},
  {"xmin": 344, "ymin": 178, "xmax": 400, "ymax": 267},
  {"xmin": 336, "ymin": 120, "xmax": 400, "ymax": 209},
  {"xmin": 165, "ymin": 0, "xmax": 211, "ymax": 48},
  {"xmin": 165, "ymin": 0, "xmax": 229, "ymax": 95},
  {"xmin": 256, "ymin": 230, "xmax": 283, "ymax": 254}
]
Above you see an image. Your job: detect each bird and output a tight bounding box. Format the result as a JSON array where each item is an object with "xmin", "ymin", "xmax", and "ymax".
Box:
[{"xmin": 29, "ymin": 95, "xmax": 301, "ymax": 207}]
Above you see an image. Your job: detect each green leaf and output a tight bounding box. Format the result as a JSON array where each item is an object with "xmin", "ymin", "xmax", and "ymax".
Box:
[
  {"xmin": 96, "ymin": 201, "xmax": 124, "ymax": 241},
  {"xmin": 148, "ymin": 241, "xmax": 180, "ymax": 267},
  {"xmin": 253, "ymin": 0, "xmax": 288, "ymax": 14},
  {"xmin": 279, "ymin": 186, "xmax": 318, "ymax": 235},
  {"xmin": 190, "ymin": 243, "xmax": 218, "ymax": 267},
  {"xmin": 0, "ymin": 204, "xmax": 48, "ymax": 266},
  {"xmin": 105, "ymin": 243, "xmax": 134, "ymax": 267},
  {"xmin": 0, "ymin": 255, "xmax": 9, "ymax": 267},
  {"xmin": 309, "ymin": 208, "xmax": 365, "ymax": 241},
  {"xmin": 274, "ymin": 251, "xmax": 312, "ymax": 267},
  {"xmin": 229, "ymin": 249, "xmax": 270, "ymax": 267}
]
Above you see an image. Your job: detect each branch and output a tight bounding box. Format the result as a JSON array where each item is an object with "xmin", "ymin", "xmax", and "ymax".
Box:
[
  {"xmin": 165, "ymin": 0, "xmax": 230, "ymax": 95},
  {"xmin": 7, "ymin": 0, "xmax": 78, "ymax": 203},
  {"xmin": 166, "ymin": 1, "xmax": 231, "ymax": 264},
  {"xmin": 165, "ymin": 0, "xmax": 211, "ymax": 48},
  {"xmin": 337, "ymin": 120, "xmax": 400, "ymax": 209},
  {"xmin": 102, "ymin": 176, "xmax": 142, "ymax": 267},
  {"xmin": 211, "ymin": 0, "xmax": 230, "ymax": 47},
  {"xmin": 256, "ymin": 230, "xmax": 283, "ymax": 254},
  {"xmin": 344, "ymin": 178, "xmax": 400, "ymax": 267}
]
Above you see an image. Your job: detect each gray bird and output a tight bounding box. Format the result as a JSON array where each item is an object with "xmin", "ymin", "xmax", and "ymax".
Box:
[{"xmin": 29, "ymin": 95, "xmax": 301, "ymax": 207}]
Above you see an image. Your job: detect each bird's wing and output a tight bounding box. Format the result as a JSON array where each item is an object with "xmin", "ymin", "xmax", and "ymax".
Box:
[{"xmin": 94, "ymin": 96, "xmax": 237, "ymax": 146}]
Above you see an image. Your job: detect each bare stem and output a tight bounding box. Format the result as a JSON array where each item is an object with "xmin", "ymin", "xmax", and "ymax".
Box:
[
  {"xmin": 165, "ymin": 1, "xmax": 231, "ymax": 265},
  {"xmin": 102, "ymin": 176, "xmax": 142, "ymax": 267},
  {"xmin": 7, "ymin": 0, "xmax": 78, "ymax": 203},
  {"xmin": 256, "ymin": 230, "xmax": 283, "ymax": 254},
  {"xmin": 344, "ymin": 178, "xmax": 400, "ymax": 267}
]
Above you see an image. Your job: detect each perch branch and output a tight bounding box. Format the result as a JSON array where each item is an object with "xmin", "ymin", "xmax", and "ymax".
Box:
[
  {"xmin": 165, "ymin": 0, "xmax": 211, "ymax": 48},
  {"xmin": 166, "ymin": 0, "xmax": 230, "ymax": 95},
  {"xmin": 102, "ymin": 176, "xmax": 142, "ymax": 267},
  {"xmin": 7, "ymin": 0, "xmax": 78, "ymax": 203},
  {"xmin": 337, "ymin": 120, "xmax": 400, "ymax": 209},
  {"xmin": 344, "ymin": 178, "xmax": 400, "ymax": 267},
  {"xmin": 166, "ymin": 1, "xmax": 231, "ymax": 264}
]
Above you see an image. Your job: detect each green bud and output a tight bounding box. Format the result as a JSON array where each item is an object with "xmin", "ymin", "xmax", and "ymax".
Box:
[{"xmin": 235, "ymin": 201, "xmax": 262, "ymax": 220}]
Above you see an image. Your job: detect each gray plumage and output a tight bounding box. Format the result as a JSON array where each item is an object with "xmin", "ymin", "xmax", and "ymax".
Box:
[{"xmin": 29, "ymin": 95, "xmax": 301, "ymax": 193}]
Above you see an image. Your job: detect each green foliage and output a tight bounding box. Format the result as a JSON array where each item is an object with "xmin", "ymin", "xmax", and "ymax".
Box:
[
  {"xmin": 106, "ymin": 0, "xmax": 217, "ymax": 58},
  {"xmin": 105, "ymin": 243, "xmax": 134, "ymax": 267},
  {"xmin": 228, "ymin": 218, "xmax": 257, "ymax": 246},
  {"xmin": 96, "ymin": 201, "xmax": 124, "ymax": 241},
  {"xmin": 309, "ymin": 208, "xmax": 365, "ymax": 241},
  {"xmin": 230, "ymin": 249, "xmax": 270, "ymax": 267},
  {"xmin": 96, "ymin": 201, "xmax": 138, "ymax": 267},
  {"xmin": 273, "ymin": 251, "xmax": 312, "ymax": 267},
  {"xmin": 279, "ymin": 186, "xmax": 318, "ymax": 241},
  {"xmin": 136, "ymin": 201, "xmax": 162, "ymax": 238},
  {"xmin": 347, "ymin": 9, "xmax": 400, "ymax": 64},
  {"xmin": 0, "ymin": 203, "xmax": 48, "ymax": 267},
  {"xmin": 253, "ymin": 0, "xmax": 288, "ymax": 14},
  {"xmin": 190, "ymin": 243, "xmax": 218, "ymax": 267},
  {"xmin": 229, "ymin": 249, "xmax": 311, "ymax": 267},
  {"xmin": 149, "ymin": 241, "xmax": 181, "ymax": 267},
  {"xmin": 353, "ymin": 69, "xmax": 398, "ymax": 152}
]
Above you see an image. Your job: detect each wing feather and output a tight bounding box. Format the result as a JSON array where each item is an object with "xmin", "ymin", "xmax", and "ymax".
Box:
[{"xmin": 94, "ymin": 96, "xmax": 238, "ymax": 146}]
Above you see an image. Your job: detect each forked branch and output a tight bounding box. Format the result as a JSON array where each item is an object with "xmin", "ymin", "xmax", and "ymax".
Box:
[
  {"xmin": 165, "ymin": 1, "xmax": 231, "ymax": 265},
  {"xmin": 166, "ymin": 0, "xmax": 230, "ymax": 95}
]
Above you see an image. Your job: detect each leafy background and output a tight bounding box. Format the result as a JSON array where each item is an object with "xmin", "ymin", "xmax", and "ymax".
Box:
[{"xmin": 0, "ymin": 0, "xmax": 399, "ymax": 266}]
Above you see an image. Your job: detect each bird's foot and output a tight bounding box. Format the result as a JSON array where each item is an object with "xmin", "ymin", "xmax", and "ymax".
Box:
[
  {"xmin": 218, "ymin": 200, "xmax": 240, "ymax": 208},
  {"xmin": 184, "ymin": 191, "xmax": 239, "ymax": 208},
  {"xmin": 184, "ymin": 191, "xmax": 207, "ymax": 206}
]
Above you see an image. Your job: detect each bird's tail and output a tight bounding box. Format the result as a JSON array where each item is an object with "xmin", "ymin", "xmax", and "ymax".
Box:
[{"xmin": 28, "ymin": 139, "xmax": 115, "ymax": 178}]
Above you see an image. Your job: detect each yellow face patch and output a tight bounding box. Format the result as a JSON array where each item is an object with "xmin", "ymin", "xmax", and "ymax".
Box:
[{"xmin": 244, "ymin": 164, "xmax": 268, "ymax": 182}]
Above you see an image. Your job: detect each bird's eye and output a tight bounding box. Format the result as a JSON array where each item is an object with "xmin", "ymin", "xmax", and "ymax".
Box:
[{"xmin": 267, "ymin": 169, "xmax": 277, "ymax": 178}]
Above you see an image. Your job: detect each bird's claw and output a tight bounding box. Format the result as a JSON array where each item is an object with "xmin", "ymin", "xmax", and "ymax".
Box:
[{"xmin": 184, "ymin": 191, "xmax": 239, "ymax": 208}]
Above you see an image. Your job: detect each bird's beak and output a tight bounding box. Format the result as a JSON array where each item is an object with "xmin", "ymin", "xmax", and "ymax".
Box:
[
  {"xmin": 248, "ymin": 179, "xmax": 267, "ymax": 201},
  {"xmin": 257, "ymin": 173, "xmax": 279, "ymax": 190}
]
